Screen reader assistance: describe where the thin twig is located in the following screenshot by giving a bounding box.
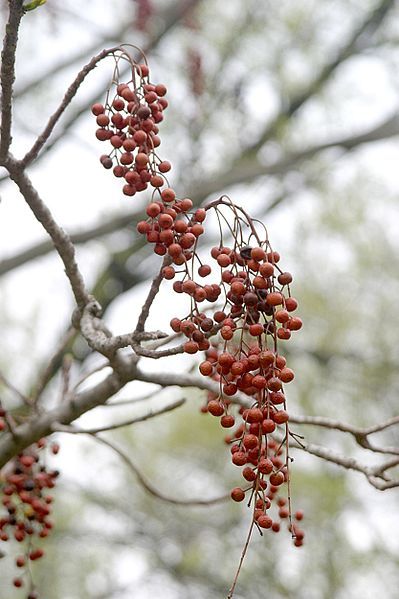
[87,434,229,507]
[0,370,31,406]
[227,519,256,599]
[135,256,170,334]
[53,397,185,434]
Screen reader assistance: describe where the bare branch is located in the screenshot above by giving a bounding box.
[79,298,170,356]
[87,434,229,507]
[103,389,161,407]
[293,439,399,490]
[134,367,252,408]
[0,0,24,160]
[0,355,134,469]
[290,414,399,456]
[130,341,185,360]
[0,210,144,277]
[53,397,185,434]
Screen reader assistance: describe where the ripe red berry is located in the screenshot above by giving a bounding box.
[243,434,259,450]
[155,83,167,96]
[277,328,291,340]
[259,262,274,277]
[161,188,176,203]
[217,254,231,267]
[279,368,295,382]
[231,487,245,502]
[199,361,213,376]
[269,471,285,486]
[183,341,199,354]
[242,467,256,481]
[220,415,235,428]
[232,452,247,466]
[258,458,273,474]
[150,175,164,188]
[273,410,289,424]
[158,160,171,173]
[251,247,266,262]
[278,272,293,285]
[146,203,161,218]
[249,323,263,337]
[266,292,284,306]
[246,408,263,423]
[285,297,298,312]
[258,515,273,529]
[91,103,104,116]
[288,317,303,331]
[207,400,224,417]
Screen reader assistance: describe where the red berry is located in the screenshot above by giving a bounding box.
[269,471,285,486]
[231,487,245,502]
[285,297,298,312]
[220,415,235,428]
[91,103,105,116]
[199,361,213,376]
[159,160,171,173]
[155,83,167,96]
[257,515,273,529]
[207,401,224,417]
[266,292,284,306]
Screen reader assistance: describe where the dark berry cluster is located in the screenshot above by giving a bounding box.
[0,409,59,595]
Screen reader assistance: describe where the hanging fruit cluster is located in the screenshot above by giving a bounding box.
[165,202,305,544]
[92,50,170,199]
[0,408,59,596]
[92,48,304,551]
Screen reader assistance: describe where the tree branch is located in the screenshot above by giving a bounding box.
[135,256,170,333]
[290,414,399,456]
[0,355,134,468]
[53,397,185,434]
[293,439,399,490]
[0,0,24,160]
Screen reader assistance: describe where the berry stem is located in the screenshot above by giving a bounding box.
[227,518,256,598]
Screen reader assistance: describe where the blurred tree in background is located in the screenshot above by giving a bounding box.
[1,1,399,598]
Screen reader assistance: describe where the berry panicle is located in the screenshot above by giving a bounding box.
[0,407,59,595]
